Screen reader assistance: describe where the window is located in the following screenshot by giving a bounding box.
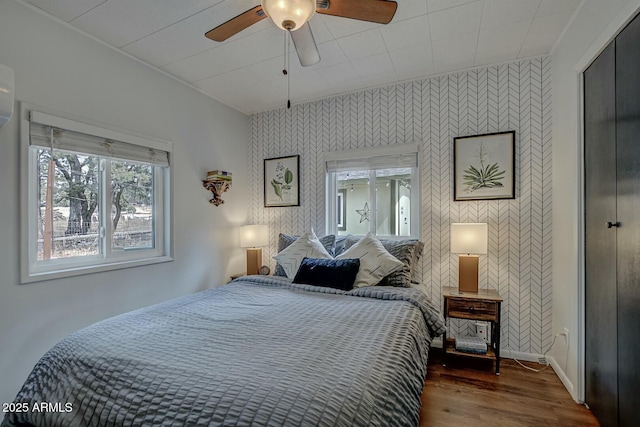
[325,144,420,238]
[21,106,172,283]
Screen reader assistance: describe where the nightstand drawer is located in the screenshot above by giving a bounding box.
[447,299,498,320]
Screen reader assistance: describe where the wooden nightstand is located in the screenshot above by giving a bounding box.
[229,273,245,282]
[442,286,503,375]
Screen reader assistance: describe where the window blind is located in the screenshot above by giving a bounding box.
[29,112,170,167]
[326,152,417,172]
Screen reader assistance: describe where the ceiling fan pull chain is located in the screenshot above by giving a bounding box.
[286,31,291,109]
[283,31,287,76]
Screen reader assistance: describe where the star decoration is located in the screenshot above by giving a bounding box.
[356,202,370,223]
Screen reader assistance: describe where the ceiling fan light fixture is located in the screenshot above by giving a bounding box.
[261,0,316,31]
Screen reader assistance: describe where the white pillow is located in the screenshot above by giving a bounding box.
[336,232,403,288]
[273,230,333,278]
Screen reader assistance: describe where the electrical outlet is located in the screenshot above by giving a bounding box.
[475,322,490,343]
[563,327,570,345]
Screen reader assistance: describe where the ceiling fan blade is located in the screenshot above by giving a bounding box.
[205,5,267,42]
[290,23,320,67]
[316,0,397,24]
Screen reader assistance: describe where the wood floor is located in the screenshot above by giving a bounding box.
[420,350,600,427]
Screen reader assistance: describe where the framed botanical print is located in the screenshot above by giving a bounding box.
[454,131,515,201]
[264,155,300,207]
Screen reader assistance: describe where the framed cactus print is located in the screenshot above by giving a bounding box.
[454,131,515,201]
[264,155,300,207]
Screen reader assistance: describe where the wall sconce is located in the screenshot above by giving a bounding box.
[240,225,269,275]
[202,170,232,206]
[451,223,488,293]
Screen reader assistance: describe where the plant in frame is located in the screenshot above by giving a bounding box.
[462,142,506,192]
[270,161,293,200]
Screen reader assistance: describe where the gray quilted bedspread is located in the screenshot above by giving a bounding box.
[2,276,445,427]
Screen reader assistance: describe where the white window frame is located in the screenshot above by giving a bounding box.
[324,143,421,239]
[20,103,173,283]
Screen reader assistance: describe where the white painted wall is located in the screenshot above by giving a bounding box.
[551,0,640,402]
[0,0,248,404]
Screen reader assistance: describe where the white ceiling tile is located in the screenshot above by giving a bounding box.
[393,0,428,22]
[351,53,396,78]
[429,2,482,41]
[391,47,435,80]
[477,20,529,53]
[431,32,477,73]
[517,43,549,58]
[228,82,289,112]
[161,47,227,83]
[291,71,329,97]
[71,0,219,48]
[326,78,366,97]
[427,0,478,14]
[123,3,271,67]
[537,0,582,18]
[316,41,349,68]
[316,61,360,86]
[322,15,382,39]
[474,45,519,66]
[194,56,284,96]
[163,28,283,82]
[395,66,433,81]
[522,10,574,51]
[26,0,106,22]
[480,0,540,29]
[359,73,398,89]
[24,0,580,113]
[291,83,333,105]
[382,15,431,51]
[389,44,434,74]
[245,57,291,88]
[194,70,258,100]
[338,29,387,61]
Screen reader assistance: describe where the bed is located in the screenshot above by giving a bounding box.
[2,274,444,427]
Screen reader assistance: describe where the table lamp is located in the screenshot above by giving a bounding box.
[240,225,269,275]
[451,223,488,293]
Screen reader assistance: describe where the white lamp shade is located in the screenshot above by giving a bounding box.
[261,0,316,31]
[240,225,269,248]
[451,223,488,254]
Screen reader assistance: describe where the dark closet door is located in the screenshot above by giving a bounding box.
[584,41,618,427]
[615,14,640,427]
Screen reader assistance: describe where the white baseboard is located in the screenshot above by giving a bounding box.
[548,355,577,403]
[503,350,577,403]
[501,348,541,363]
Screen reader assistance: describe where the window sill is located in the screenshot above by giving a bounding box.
[21,255,174,284]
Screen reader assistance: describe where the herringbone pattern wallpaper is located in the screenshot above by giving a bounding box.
[249,57,552,354]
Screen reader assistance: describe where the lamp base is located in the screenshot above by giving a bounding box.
[246,248,262,276]
[459,255,479,293]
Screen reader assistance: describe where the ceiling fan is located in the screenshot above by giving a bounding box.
[205,0,398,67]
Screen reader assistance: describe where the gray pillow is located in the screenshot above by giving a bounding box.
[274,233,336,277]
[333,235,350,257]
[343,236,424,287]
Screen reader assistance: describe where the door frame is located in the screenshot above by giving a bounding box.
[576,3,640,403]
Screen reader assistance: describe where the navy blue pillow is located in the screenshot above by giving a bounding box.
[292,257,360,291]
